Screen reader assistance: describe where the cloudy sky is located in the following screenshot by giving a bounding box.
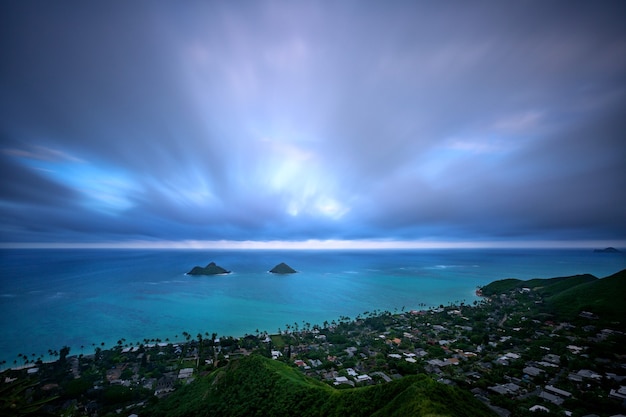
[1,1,625,248]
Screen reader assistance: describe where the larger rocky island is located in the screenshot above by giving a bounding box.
[187,261,231,276]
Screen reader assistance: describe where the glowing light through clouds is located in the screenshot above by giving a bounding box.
[0,2,625,248]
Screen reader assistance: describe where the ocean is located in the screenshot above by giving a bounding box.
[1,248,624,366]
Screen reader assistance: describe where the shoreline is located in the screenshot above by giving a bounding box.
[1,303,444,372]
[2,249,624,370]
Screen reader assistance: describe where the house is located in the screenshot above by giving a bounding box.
[356,374,372,382]
[545,385,572,398]
[427,359,448,367]
[576,369,602,380]
[371,371,392,382]
[309,359,322,368]
[523,366,544,377]
[542,354,561,365]
[538,391,563,405]
[334,376,354,387]
[566,345,585,354]
[178,368,193,379]
[489,383,520,395]
[609,386,626,401]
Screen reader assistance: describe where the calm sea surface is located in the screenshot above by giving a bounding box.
[1,248,624,365]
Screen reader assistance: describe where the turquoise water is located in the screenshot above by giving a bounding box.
[1,248,624,366]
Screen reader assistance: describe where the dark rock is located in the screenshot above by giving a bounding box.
[269,262,297,274]
[188,261,231,275]
[593,247,622,253]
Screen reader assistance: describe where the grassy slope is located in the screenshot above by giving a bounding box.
[526,274,597,297]
[482,269,626,327]
[549,269,626,322]
[149,355,494,417]
[480,278,523,295]
[481,274,597,297]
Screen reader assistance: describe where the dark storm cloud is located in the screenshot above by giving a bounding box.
[1,1,625,246]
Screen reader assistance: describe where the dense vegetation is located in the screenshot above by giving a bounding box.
[481,269,626,328]
[148,354,494,417]
[549,269,626,322]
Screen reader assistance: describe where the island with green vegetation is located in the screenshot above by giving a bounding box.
[187,261,231,276]
[2,269,625,416]
[270,262,297,274]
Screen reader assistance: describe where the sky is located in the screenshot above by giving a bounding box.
[1,1,625,249]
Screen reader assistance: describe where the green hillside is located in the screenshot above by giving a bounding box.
[481,274,597,297]
[482,269,626,328]
[148,354,494,417]
[549,269,626,322]
[479,278,522,295]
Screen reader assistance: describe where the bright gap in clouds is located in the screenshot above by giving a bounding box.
[3,239,624,250]
[252,137,349,220]
[9,145,138,214]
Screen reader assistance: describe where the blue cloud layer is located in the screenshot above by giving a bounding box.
[1,2,625,245]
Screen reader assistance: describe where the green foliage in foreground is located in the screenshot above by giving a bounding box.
[0,378,58,416]
[148,355,494,417]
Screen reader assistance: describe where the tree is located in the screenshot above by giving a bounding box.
[59,346,70,363]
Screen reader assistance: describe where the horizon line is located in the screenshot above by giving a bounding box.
[0,239,624,250]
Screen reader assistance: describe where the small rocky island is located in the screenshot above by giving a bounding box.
[187,262,231,276]
[269,262,297,274]
[594,247,622,253]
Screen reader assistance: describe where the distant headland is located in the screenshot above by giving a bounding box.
[594,247,622,253]
[187,262,231,275]
[269,262,297,274]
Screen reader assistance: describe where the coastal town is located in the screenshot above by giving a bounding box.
[2,272,625,416]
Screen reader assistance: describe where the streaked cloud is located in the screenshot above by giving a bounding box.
[1,1,624,246]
